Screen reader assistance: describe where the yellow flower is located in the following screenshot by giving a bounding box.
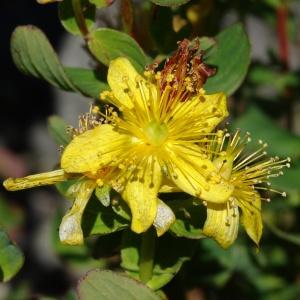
[3,54,232,240]
[202,130,290,248]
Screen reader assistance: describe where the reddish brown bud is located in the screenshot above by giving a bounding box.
[157,39,216,100]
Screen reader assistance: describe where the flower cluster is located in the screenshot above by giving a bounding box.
[3,40,289,248]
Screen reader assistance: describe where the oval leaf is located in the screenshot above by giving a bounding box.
[11,25,76,90]
[88,28,148,72]
[47,115,71,146]
[204,23,251,96]
[77,269,160,300]
[11,26,107,98]
[64,67,109,98]
[0,230,24,282]
[59,0,96,35]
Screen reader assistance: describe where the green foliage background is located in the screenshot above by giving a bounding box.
[1,0,300,299]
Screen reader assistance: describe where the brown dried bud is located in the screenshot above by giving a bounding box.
[158,39,216,100]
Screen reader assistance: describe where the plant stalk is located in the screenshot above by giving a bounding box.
[72,0,89,41]
[139,228,156,284]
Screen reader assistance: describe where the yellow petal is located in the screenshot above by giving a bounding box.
[167,144,234,203]
[121,156,162,233]
[167,92,228,137]
[61,124,130,174]
[153,199,175,237]
[159,176,181,193]
[195,92,228,133]
[238,191,263,246]
[203,203,239,249]
[3,169,67,191]
[59,180,96,245]
[107,57,157,111]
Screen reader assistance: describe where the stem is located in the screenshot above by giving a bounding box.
[139,228,156,284]
[72,0,90,40]
[277,4,289,70]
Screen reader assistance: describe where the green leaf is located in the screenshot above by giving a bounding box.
[0,229,24,282]
[168,197,206,239]
[89,0,114,8]
[121,231,196,290]
[58,0,96,35]
[150,0,191,7]
[11,26,107,99]
[11,25,76,91]
[82,196,129,237]
[47,115,71,146]
[77,269,160,300]
[88,28,148,72]
[233,106,300,159]
[64,67,109,98]
[204,23,251,96]
[249,66,299,94]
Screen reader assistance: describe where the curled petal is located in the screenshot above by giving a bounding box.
[59,180,96,245]
[121,156,162,233]
[239,191,263,247]
[61,124,130,175]
[153,199,176,237]
[203,203,239,249]
[3,169,67,191]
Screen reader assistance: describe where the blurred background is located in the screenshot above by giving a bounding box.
[1,0,300,299]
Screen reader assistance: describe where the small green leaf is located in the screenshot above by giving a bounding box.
[82,196,129,237]
[168,197,206,239]
[11,26,107,99]
[150,0,191,7]
[204,23,251,96]
[95,184,111,207]
[47,115,71,146]
[11,25,76,91]
[121,231,196,290]
[59,0,96,35]
[77,269,160,300]
[64,67,109,98]
[0,229,24,282]
[88,28,148,72]
[233,106,300,159]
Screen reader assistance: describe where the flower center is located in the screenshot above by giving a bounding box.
[143,121,169,146]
